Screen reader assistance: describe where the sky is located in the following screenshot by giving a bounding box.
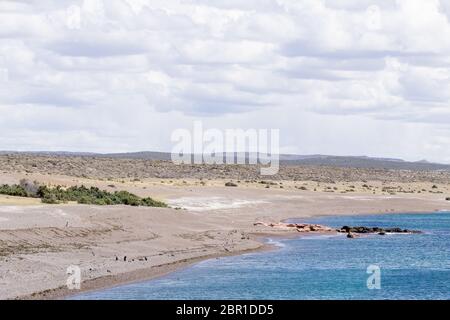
[1,0,450,163]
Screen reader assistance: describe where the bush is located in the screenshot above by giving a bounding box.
[0,184,28,197]
[225,182,238,187]
[141,197,168,207]
[1,183,167,207]
[446,197,450,201]
[41,194,61,204]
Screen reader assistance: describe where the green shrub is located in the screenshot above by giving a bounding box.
[141,197,168,207]
[1,183,167,207]
[41,194,61,204]
[0,184,28,197]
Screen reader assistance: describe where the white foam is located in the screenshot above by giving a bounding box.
[301,234,341,240]
[340,196,375,201]
[167,196,268,212]
[265,238,286,248]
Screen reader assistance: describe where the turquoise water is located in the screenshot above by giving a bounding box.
[71,212,450,300]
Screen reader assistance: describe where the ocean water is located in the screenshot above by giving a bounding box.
[71,212,450,300]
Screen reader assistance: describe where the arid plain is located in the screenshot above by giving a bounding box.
[0,154,449,299]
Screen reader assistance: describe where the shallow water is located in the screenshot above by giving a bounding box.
[71,212,450,300]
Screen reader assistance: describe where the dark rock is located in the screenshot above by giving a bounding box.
[339,225,421,234]
[225,182,238,187]
[286,223,296,227]
[385,227,403,233]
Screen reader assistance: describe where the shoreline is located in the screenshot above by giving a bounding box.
[27,209,449,300]
[1,172,449,300]
[25,233,277,300]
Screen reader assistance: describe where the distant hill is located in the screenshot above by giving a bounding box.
[101,151,172,161]
[1,151,449,171]
[279,155,450,171]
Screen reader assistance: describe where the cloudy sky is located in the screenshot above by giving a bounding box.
[1,0,450,163]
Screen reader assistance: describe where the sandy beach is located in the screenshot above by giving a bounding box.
[3,0,450,303]
[1,167,449,300]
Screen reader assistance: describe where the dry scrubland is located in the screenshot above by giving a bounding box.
[0,154,449,299]
[2,154,450,183]
[1,154,450,196]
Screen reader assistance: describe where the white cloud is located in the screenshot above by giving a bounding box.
[0,0,449,163]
